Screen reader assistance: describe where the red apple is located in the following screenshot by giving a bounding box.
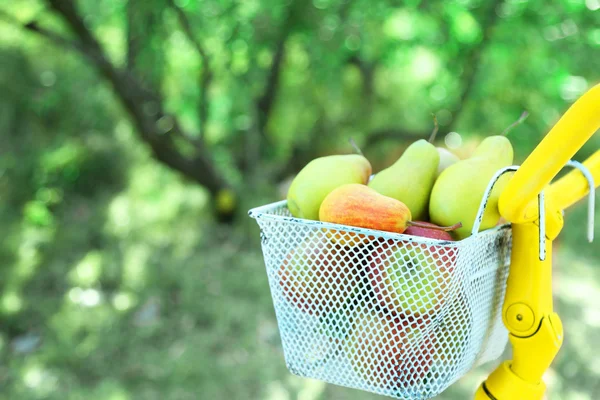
[278,233,364,317]
[404,221,455,241]
[368,224,458,317]
[345,309,436,390]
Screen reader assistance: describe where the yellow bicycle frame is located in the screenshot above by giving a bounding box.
[475,84,600,399]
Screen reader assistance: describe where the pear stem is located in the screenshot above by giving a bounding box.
[428,113,439,143]
[502,111,529,137]
[349,137,364,156]
[407,221,463,232]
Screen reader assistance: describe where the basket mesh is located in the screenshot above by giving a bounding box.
[251,202,511,400]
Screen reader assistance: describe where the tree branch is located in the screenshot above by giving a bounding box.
[125,1,165,92]
[166,0,209,62]
[239,1,299,177]
[45,0,103,55]
[31,0,229,195]
[446,1,503,132]
[126,1,138,69]
[272,115,327,181]
[339,0,354,21]
[166,0,212,138]
[348,55,374,99]
[0,10,82,54]
[256,3,297,136]
[256,40,287,136]
[359,2,503,150]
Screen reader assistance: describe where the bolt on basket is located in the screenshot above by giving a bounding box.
[248,174,513,400]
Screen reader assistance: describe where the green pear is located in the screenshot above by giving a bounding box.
[429,136,514,239]
[368,139,439,221]
[436,147,460,177]
[287,154,372,220]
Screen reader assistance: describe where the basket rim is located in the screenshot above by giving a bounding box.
[248,200,511,247]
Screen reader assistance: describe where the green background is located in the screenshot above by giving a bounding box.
[1,0,600,399]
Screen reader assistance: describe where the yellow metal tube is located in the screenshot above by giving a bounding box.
[476,222,564,400]
[502,222,553,337]
[476,83,600,400]
[499,83,600,223]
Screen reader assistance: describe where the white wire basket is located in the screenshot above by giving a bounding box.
[249,181,512,399]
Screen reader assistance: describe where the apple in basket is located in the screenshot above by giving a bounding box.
[345,309,436,390]
[368,222,459,317]
[434,293,472,364]
[278,232,366,317]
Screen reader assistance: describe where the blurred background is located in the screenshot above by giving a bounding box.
[1,0,600,399]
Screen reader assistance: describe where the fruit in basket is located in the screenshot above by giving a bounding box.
[429,135,514,239]
[368,139,439,221]
[317,295,363,345]
[404,221,457,241]
[436,147,460,177]
[368,229,457,317]
[278,233,364,316]
[320,184,411,241]
[435,294,472,363]
[287,154,372,221]
[319,184,459,242]
[318,308,353,343]
[345,309,435,389]
[404,222,459,271]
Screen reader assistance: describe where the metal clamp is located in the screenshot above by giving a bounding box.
[471,166,520,236]
[565,160,595,243]
[538,190,546,261]
[472,160,597,261]
[471,166,547,261]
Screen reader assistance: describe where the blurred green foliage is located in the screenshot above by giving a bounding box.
[1,0,600,399]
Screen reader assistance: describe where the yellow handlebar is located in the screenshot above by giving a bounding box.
[477,83,600,400]
[499,83,600,223]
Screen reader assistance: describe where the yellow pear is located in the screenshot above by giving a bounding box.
[436,147,460,177]
[368,139,439,221]
[429,136,514,239]
[287,154,372,220]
